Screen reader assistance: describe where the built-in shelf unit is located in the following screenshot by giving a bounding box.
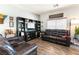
[16,17,41,42]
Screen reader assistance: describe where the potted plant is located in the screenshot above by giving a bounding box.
[75,27,79,40]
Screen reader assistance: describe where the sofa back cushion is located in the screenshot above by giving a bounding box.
[45,29,51,35]
[57,30,70,36]
[45,29,70,36]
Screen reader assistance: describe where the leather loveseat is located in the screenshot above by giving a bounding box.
[42,29,71,47]
[0,36,37,55]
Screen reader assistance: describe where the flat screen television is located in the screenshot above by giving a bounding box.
[27,22,35,29]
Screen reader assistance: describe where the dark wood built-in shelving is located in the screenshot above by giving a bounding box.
[16,17,41,42]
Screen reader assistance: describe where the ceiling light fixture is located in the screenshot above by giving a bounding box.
[53,4,59,7]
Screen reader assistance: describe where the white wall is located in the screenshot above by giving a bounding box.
[40,5,79,31]
[0,5,39,36]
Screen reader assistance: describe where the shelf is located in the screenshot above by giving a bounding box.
[17,17,41,40]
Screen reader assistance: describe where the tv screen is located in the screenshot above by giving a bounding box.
[27,22,35,29]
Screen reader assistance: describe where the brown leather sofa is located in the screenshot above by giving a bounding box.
[42,29,71,46]
[0,36,37,55]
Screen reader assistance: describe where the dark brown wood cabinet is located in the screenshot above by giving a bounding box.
[16,17,41,42]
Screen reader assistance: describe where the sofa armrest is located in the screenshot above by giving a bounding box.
[16,43,37,55]
[23,45,37,55]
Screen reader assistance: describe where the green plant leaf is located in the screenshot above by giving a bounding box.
[75,27,79,35]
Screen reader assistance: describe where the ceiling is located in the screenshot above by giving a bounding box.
[12,4,72,15]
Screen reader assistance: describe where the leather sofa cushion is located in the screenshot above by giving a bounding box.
[15,43,37,55]
[49,36,57,39]
[45,30,50,35]
[43,35,65,40]
[58,30,70,36]
[42,35,50,38]
[45,29,57,35]
[56,36,66,40]
[45,29,70,36]
[49,36,66,40]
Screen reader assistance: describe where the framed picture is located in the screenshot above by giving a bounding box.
[0,17,3,24]
[0,14,7,24]
[9,16,14,27]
